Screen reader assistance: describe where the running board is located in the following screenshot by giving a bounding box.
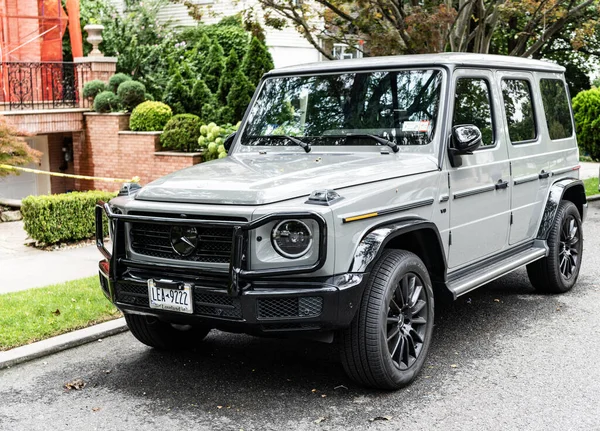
[447,246,547,298]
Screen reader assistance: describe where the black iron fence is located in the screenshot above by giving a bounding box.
[0,61,92,111]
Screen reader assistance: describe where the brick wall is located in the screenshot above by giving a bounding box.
[3,110,85,134]
[47,133,75,194]
[77,113,203,191]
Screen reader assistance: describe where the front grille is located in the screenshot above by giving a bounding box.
[116,280,242,319]
[129,222,234,264]
[257,297,323,320]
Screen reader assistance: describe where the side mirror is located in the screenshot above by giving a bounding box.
[224,132,236,152]
[448,125,482,167]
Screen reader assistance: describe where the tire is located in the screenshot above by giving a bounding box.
[527,200,583,293]
[125,313,211,350]
[340,250,435,390]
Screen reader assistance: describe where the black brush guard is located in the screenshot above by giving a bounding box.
[95,201,328,297]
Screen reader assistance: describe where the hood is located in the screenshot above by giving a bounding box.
[135,152,438,205]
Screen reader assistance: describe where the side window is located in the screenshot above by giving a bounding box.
[540,79,573,140]
[501,79,536,143]
[453,78,494,147]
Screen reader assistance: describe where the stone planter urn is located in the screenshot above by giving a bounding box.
[84,24,105,57]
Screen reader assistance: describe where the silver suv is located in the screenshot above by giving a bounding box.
[96,53,587,390]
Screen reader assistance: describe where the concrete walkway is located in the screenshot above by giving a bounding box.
[0,221,99,294]
[580,162,598,180]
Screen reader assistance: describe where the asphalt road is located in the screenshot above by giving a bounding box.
[2,203,600,431]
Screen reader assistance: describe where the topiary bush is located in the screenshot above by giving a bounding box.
[108,72,132,93]
[572,88,600,161]
[21,191,118,244]
[130,101,173,131]
[93,91,121,113]
[117,80,146,111]
[161,114,202,152]
[83,80,107,100]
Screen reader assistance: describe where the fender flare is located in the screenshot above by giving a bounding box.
[536,178,586,240]
[349,219,447,274]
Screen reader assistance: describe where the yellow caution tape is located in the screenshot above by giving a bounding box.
[0,164,140,184]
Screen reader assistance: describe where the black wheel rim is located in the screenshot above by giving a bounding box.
[386,272,428,370]
[559,215,580,279]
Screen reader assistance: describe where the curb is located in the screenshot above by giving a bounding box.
[587,194,600,202]
[0,318,128,370]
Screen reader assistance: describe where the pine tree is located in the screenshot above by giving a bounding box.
[190,79,217,121]
[187,32,212,72]
[217,49,240,106]
[241,37,274,87]
[226,70,255,122]
[201,42,225,94]
[162,70,193,115]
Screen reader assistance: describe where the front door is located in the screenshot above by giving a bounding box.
[447,70,511,269]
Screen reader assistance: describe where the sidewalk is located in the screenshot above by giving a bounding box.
[580,162,598,180]
[0,221,99,294]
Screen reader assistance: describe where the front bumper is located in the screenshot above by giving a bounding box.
[95,201,364,334]
[98,260,365,333]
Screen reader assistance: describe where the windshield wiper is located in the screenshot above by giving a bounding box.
[269,135,311,153]
[346,134,399,153]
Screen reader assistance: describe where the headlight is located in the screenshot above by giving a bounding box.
[271,219,313,259]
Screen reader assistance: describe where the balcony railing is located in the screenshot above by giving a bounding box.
[0,61,92,111]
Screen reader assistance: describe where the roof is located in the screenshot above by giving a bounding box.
[266,53,565,76]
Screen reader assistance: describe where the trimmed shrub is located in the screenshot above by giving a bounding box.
[21,191,117,244]
[161,114,202,152]
[572,88,600,161]
[83,80,107,99]
[117,80,146,111]
[108,72,132,93]
[93,91,121,113]
[130,101,173,131]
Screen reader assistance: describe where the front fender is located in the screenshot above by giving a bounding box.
[349,219,445,273]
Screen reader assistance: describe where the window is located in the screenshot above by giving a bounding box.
[502,79,536,143]
[332,44,363,60]
[453,78,494,147]
[540,79,573,140]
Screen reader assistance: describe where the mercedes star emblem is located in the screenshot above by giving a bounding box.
[170,226,199,256]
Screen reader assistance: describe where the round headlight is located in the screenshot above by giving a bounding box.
[271,219,313,259]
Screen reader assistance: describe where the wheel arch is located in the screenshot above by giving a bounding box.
[537,178,587,240]
[349,219,450,299]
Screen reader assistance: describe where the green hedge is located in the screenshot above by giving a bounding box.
[21,191,117,244]
[130,101,172,131]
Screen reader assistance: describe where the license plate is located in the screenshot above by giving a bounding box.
[148,279,193,314]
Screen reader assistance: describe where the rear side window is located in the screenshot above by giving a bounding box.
[540,79,573,140]
[453,78,494,147]
[501,79,536,143]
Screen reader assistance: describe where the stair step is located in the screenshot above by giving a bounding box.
[448,246,547,298]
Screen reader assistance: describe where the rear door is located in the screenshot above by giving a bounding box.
[447,69,511,269]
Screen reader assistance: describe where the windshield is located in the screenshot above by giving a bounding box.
[240,69,443,148]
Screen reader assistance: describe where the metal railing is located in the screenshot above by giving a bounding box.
[0,61,92,111]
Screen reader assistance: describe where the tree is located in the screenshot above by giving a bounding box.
[242,37,274,87]
[190,79,218,121]
[201,42,226,94]
[226,70,256,122]
[572,88,600,160]
[0,119,40,177]
[258,0,600,60]
[217,49,240,105]
[162,70,193,115]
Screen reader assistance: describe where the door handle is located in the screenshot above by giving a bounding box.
[495,179,509,190]
[539,170,550,179]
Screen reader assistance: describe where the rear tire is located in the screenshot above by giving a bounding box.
[340,250,434,390]
[125,313,211,350]
[527,200,583,293]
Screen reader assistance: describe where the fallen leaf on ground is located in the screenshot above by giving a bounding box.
[311,388,317,393]
[450,364,458,368]
[494,299,501,302]
[217,406,223,409]
[92,407,101,412]
[370,416,392,422]
[52,309,60,316]
[314,417,326,424]
[64,378,86,391]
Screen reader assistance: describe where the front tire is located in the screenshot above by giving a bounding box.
[341,250,435,390]
[527,200,583,293]
[125,313,211,350]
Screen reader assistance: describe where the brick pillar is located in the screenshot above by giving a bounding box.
[74,56,118,108]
